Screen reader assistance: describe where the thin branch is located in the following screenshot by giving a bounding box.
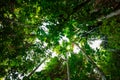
[27,57,48,78]
[74,43,106,80]
[87,9,120,34]
[77,9,120,37]
[97,9,120,21]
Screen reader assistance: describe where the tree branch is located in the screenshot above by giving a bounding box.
[80,9,120,36]
[74,43,106,80]
[27,57,47,78]
[97,9,120,21]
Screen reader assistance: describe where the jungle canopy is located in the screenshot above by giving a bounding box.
[0,0,120,80]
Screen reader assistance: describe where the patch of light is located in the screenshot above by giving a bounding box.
[26,50,34,61]
[45,49,52,56]
[34,38,48,48]
[86,24,89,26]
[60,54,66,60]
[36,49,58,72]
[42,41,48,48]
[36,62,46,72]
[62,36,69,42]
[59,39,63,45]
[93,67,99,74]
[45,49,58,58]
[67,52,71,57]
[59,35,69,45]
[66,45,70,50]
[40,22,49,34]
[34,38,41,44]
[88,39,102,50]
[18,74,24,80]
[36,58,50,72]
[0,23,3,29]
[73,44,80,54]
[56,21,59,24]
[36,52,58,72]
[60,52,71,60]
[52,52,58,57]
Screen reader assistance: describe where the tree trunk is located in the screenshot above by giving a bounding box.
[74,43,106,80]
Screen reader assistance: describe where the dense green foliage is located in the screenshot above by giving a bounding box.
[0,0,120,80]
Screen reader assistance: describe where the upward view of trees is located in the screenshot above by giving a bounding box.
[0,0,120,80]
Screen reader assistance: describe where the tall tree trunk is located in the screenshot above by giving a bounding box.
[66,52,70,80]
[74,43,106,80]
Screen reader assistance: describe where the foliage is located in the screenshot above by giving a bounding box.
[100,17,120,50]
[0,0,120,80]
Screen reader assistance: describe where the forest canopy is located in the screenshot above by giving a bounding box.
[0,0,120,80]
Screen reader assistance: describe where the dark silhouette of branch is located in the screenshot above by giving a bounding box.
[27,57,48,78]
